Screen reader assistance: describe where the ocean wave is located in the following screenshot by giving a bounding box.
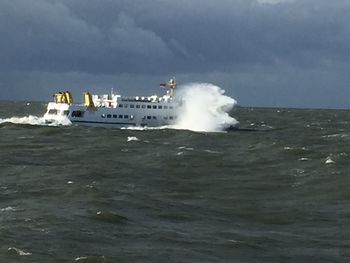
[0,115,71,127]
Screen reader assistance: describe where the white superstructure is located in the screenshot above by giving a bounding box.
[44,79,180,128]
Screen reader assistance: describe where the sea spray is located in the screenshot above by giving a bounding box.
[0,115,71,126]
[173,83,238,132]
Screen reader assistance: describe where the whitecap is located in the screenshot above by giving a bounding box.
[325,156,335,164]
[75,256,106,262]
[323,133,348,138]
[8,247,32,256]
[75,257,88,261]
[127,136,139,142]
[0,206,16,212]
[177,146,194,151]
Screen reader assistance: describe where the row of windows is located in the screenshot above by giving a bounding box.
[101,114,134,119]
[70,110,176,121]
[119,104,173,110]
[143,116,176,120]
[100,114,176,120]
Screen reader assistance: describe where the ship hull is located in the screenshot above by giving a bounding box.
[44,102,178,128]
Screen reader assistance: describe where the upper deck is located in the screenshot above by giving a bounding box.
[91,93,177,109]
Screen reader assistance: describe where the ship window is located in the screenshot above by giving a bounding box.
[169,106,173,109]
[119,104,123,108]
[136,105,140,108]
[153,116,157,119]
[158,106,162,109]
[147,116,151,119]
[124,115,128,119]
[113,114,117,118]
[142,105,146,109]
[147,105,151,109]
[118,115,123,118]
[107,114,112,118]
[124,104,128,108]
[153,105,157,109]
[63,110,70,116]
[169,116,173,120]
[130,115,134,120]
[101,114,106,118]
[164,106,168,109]
[130,104,134,108]
[72,110,85,118]
[48,109,58,115]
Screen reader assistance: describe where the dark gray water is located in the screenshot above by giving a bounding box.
[1,101,350,262]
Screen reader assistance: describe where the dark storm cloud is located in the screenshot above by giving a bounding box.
[3,0,350,73]
[1,0,350,107]
[0,0,172,73]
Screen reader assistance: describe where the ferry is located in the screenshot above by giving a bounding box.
[44,79,180,128]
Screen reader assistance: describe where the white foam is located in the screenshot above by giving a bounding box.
[8,247,32,256]
[127,136,140,142]
[123,125,169,131]
[173,83,238,132]
[75,257,88,261]
[177,146,194,151]
[0,115,71,127]
[323,133,348,138]
[0,206,16,212]
[325,156,335,164]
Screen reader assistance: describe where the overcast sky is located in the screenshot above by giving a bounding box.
[1,0,350,108]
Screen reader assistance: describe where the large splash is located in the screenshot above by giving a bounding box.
[172,83,238,132]
[0,115,71,126]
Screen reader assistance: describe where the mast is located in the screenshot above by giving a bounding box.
[160,78,176,97]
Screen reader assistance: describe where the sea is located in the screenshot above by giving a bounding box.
[0,98,350,262]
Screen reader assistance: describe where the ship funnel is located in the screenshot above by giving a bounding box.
[84,92,95,108]
[54,91,73,104]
